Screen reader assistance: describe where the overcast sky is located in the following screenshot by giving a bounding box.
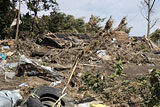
[21,0,160,36]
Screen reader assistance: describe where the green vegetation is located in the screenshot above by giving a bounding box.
[48,12,86,33]
[83,71,104,92]
[0,0,15,39]
[0,0,106,39]
[81,69,160,106]
[113,59,124,75]
[151,29,160,42]
[0,0,133,40]
[148,69,160,106]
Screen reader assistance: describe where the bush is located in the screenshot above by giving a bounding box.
[151,29,160,42]
[83,71,104,92]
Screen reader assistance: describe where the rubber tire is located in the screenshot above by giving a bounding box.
[22,85,75,107]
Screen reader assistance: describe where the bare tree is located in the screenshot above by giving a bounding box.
[140,0,159,50]
[140,0,157,38]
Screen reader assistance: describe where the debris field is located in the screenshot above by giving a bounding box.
[0,32,160,107]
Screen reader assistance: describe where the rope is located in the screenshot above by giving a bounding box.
[52,93,67,107]
[20,89,39,106]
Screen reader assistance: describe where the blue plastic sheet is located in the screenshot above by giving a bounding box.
[0,54,6,60]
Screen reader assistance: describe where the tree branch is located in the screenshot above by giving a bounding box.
[150,0,156,11]
[150,19,158,29]
[144,0,149,6]
[139,6,148,21]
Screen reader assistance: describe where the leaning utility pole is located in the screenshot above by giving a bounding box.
[15,0,21,41]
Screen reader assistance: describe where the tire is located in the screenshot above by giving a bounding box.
[21,86,75,107]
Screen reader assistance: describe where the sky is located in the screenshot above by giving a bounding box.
[21,0,160,36]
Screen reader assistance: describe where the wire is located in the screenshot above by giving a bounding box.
[128,13,140,23]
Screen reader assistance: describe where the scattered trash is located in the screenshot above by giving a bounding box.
[21,86,75,107]
[5,62,19,68]
[77,102,91,107]
[10,18,22,27]
[50,80,62,87]
[1,46,10,50]
[77,73,83,77]
[31,51,45,57]
[38,36,63,49]
[19,83,28,87]
[6,51,15,57]
[46,32,53,36]
[78,101,105,107]
[112,38,116,43]
[148,69,154,74]
[0,90,22,107]
[17,55,62,80]
[90,103,109,107]
[0,54,6,60]
[152,51,160,55]
[148,64,155,67]
[97,50,106,58]
[26,70,39,76]
[96,50,112,60]
[5,71,15,79]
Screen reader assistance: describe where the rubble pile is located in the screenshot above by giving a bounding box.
[0,32,160,106]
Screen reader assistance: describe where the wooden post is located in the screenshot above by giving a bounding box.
[15,0,21,41]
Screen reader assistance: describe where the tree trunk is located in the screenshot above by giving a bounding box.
[143,0,159,51]
[147,0,151,39]
[15,0,21,41]
[146,0,153,49]
[31,0,39,33]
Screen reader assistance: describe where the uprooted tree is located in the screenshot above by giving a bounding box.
[104,16,132,35]
[104,16,114,32]
[140,0,159,50]
[87,14,105,33]
[116,16,132,34]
